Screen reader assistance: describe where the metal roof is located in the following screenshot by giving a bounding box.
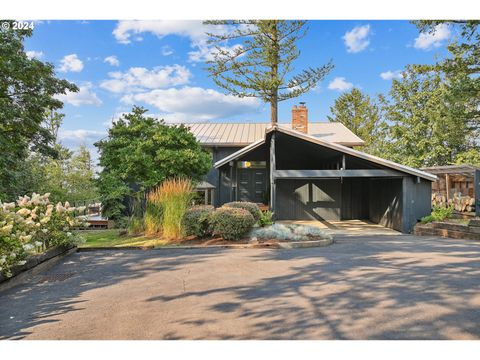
[214,125,437,182]
[183,122,364,147]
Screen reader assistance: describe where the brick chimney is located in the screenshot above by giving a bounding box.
[292,102,308,133]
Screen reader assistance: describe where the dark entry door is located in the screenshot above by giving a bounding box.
[238,168,266,203]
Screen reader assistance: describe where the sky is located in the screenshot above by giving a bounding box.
[23,20,453,162]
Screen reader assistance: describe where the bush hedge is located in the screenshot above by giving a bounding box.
[183,205,214,238]
[223,201,262,223]
[209,207,255,240]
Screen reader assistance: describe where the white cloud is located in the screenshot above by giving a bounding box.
[58,129,106,141]
[112,20,237,62]
[414,24,451,50]
[328,77,354,91]
[55,83,102,106]
[380,70,403,80]
[104,55,120,66]
[343,25,371,53]
[121,86,260,121]
[26,50,43,59]
[100,65,191,93]
[161,45,174,56]
[59,54,84,72]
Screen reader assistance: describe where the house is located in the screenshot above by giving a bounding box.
[185,104,437,233]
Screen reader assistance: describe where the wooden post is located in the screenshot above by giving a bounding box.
[445,173,450,203]
[229,162,234,202]
[475,169,480,217]
[270,132,276,214]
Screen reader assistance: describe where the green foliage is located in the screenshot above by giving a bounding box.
[209,207,255,240]
[152,178,194,239]
[183,205,215,238]
[0,23,78,199]
[18,144,99,204]
[455,149,480,167]
[127,217,144,235]
[204,20,333,124]
[377,66,477,167]
[258,210,274,227]
[144,202,163,235]
[421,205,454,224]
[95,106,211,220]
[223,201,262,222]
[327,88,382,152]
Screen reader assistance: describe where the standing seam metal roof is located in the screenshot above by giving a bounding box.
[181,122,364,146]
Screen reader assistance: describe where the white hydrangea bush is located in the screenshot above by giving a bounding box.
[0,193,88,277]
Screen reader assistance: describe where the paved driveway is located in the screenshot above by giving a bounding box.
[1,234,480,340]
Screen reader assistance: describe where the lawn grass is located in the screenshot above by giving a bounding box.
[77,229,170,248]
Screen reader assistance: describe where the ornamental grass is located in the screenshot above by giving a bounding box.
[149,178,193,239]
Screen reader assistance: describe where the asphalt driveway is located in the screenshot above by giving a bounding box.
[1,234,480,340]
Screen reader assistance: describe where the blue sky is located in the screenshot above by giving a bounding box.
[24,20,453,160]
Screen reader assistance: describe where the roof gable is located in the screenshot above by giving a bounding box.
[214,125,437,182]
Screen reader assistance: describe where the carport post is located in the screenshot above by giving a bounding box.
[475,169,480,217]
[270,132,276,215]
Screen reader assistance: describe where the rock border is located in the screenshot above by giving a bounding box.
[0,245,77,293]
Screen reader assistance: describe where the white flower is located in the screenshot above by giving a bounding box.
[56,202,65,213]
[41,229,48,233]
[16,208,31,216]
[67,232,73,237]
[35,241,43,247]
[0,256,6,265]
[16,260,26,266]
[23,244,34,251]
[0,224,13,235]
[40,216,50,224]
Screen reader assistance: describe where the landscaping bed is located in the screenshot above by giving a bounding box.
[414,219,480,241]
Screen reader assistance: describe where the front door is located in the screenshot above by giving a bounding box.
[238,168,266,203]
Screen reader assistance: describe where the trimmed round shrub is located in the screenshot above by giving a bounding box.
[183,205,214,237]
[209,207,255,240]
[223,201,262,222]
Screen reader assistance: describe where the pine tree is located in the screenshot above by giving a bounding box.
[204,20,333,125]
[327,88,381,151]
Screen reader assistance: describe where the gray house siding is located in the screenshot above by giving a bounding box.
[275,179,342,220]
[402,177,432,233]
[368,178,403,231]
[205,146,241,207]
[341,177,370,220]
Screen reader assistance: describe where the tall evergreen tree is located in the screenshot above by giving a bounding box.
[327,88,381,151]
[204,20,333,125]
[380,66,475,168]
[0,21,77,199]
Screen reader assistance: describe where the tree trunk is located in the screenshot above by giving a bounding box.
[270,21,279,126]
[270,96,278,125]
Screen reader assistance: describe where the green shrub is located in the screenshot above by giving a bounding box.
[258,210,274,227]
[421,205,454,224]
[183,205,214,237]
[209,207,255,240]
[223,201,262,222]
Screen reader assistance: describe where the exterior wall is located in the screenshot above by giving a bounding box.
[368,178,403,231]
[341,178,369,220]
[275,179,342,220]
[402,177,432,233]
[205,146,242,207]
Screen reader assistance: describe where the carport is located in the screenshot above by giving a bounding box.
[214,126,436,233]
